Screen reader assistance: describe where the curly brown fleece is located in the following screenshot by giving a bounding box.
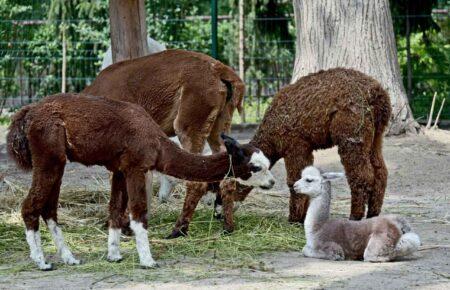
[173,68,392,235]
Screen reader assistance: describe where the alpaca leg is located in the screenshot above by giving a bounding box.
[111,171,133,236]
[303,242,345,261]
[367,143,388,218]
[220,179,237,233]
[207,108,230,154]
[158,175,174,203]
[170,117,213,238]
[213,186,223,219]
[363,233,397,262]
[22,182,52,271]
[338,145,374,220]
[145,171,153,210]
[126,170,157,268]
[167,182,208,238]
[41,163,79,265]
[22,124,67,270]
[284,145,313,223]
[107,171,129,262]
[22,165,65,270]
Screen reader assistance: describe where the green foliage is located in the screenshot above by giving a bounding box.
[0,0,449,120]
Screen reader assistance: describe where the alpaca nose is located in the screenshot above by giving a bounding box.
[260,179,275,190]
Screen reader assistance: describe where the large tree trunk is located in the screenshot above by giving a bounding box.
[292,0,419,135]
[109,0,149,63]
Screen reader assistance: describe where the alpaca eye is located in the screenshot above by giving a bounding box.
[306,178,313,183]
[250,165,262,172]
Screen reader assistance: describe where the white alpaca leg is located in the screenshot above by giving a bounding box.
[364,234,395,262]
[129,219,158,268]
[25,230,53,270]
[145,171,153,210]
[107,227,122,262]
[303,243,345,261]
[46,219,80,265]
[395,232,421,257]
[158,175,174,203]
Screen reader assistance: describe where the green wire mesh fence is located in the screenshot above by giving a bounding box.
[0,1,448,123]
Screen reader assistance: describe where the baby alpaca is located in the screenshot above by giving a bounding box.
[294,166,420,262]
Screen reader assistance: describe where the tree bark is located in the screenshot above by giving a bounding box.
[292,0,419,135]
[109,0,149,63]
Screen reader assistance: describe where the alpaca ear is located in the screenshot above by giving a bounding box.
[221,133,245,162]
[221,133,239,152]
[322,172,345,181]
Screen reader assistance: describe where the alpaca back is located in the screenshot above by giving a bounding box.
[315,218,374,260]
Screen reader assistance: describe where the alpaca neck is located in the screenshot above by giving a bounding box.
[304,182,332,238]
[155,137,241,183]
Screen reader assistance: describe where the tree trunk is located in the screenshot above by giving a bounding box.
[292,0,419,135]
[109,0,149,63]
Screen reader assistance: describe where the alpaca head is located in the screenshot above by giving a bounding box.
[293,166,344,198]
[221,133,275,189]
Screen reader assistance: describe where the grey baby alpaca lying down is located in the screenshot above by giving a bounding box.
[294,166,421,262]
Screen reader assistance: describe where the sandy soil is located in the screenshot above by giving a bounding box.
[0,126,449,289]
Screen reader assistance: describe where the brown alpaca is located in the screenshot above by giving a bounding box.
[82,49,245,235]
[83,48,243,154]
[7,93,274,270]
[171,68,392,236]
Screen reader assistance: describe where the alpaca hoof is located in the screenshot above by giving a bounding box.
[140,261,159,269]
[222,227,234,235]
[39,262,55,271]
[213,212,223,220]
[63,255,81,265]
[366,212,379,219]
[349,215,363,221]
[107,255,123,263]
[166,229,187,239]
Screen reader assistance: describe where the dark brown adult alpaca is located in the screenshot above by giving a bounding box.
[170,68,392,237]
[82,49,245,235]
[7,93,274,270]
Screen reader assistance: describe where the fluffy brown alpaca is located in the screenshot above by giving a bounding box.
[294,166,420,262]
[171,67,391,236]
[82,49,245,235]
[7,93,274,270]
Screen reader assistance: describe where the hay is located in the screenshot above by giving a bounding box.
[0,178,305,274]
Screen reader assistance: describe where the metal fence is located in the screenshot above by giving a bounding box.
[0,2,448,123]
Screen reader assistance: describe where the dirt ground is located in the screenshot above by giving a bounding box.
[0,126,449,289]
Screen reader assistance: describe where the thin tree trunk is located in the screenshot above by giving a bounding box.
[109,0,149,63]
[238,0,246,123]
[292,0,419,135]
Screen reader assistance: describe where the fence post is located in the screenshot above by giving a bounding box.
[238,0,246,123]
[406,11,412,102]
[211,0,218,59]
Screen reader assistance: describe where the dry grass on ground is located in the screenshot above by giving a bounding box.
[0,182,305,276]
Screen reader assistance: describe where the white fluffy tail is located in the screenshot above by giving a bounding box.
[395,232,421,257]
